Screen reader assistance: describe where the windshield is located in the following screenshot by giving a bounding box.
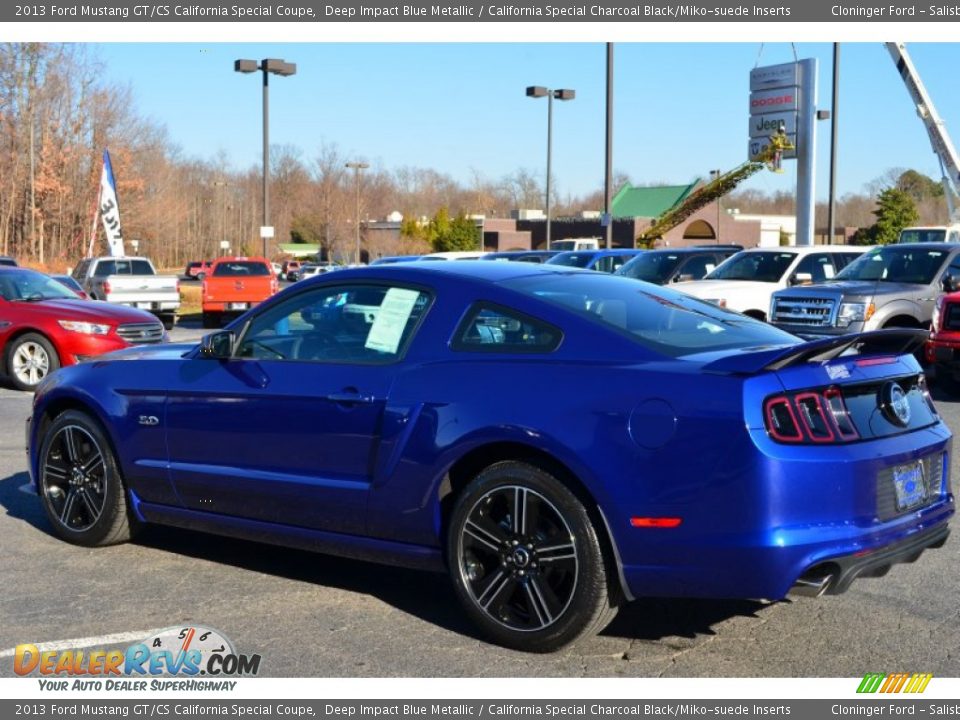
[0,270,80,302]
[899,229,946,244]
[212,261,271,277]
[546,252,596,268]
[616,252,684,283]
[835,246,948,285]
[705,251,796,283]
[501,272,797,358]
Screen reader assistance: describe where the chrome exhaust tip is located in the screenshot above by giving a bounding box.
[790,573,833,598]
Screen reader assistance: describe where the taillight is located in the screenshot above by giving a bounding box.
[102,280,111,295]
[763,386,860,444]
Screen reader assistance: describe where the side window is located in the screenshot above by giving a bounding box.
[678,255,716,281]
[93,261,115,277]
[236,284,431,364]
[834,252,859,271]
[453,304,562,353]
[949,232,960,243]
[791,253,836,284]
[942,257,960,282]
[592,256,615,273]
[72,260,90,280]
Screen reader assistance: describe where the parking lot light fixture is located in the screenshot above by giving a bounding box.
[234,58,297,258]
[526,86,575,250]
[346,162,370,265]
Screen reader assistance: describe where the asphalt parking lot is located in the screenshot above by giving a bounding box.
[1,321,958,677]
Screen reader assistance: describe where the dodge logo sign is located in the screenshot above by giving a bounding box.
[880,382,911,427]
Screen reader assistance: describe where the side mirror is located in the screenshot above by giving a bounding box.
[791,272,813,286]
[943,274,958,293]
[676,273,695,283]
[199,330,234,359]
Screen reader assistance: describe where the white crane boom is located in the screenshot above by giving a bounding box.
[886,41,960,221]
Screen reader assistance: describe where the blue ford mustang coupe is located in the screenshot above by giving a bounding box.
[27,262,954,651]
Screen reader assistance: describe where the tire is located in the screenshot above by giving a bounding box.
[446,461,619,652]
[161,315,176,331]
[37,410,140,547]
[6,333,60,392]
[201,312,219,329]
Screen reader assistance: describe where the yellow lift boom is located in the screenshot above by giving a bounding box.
[635,130,794,247]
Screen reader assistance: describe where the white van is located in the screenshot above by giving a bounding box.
[550,238,601,252]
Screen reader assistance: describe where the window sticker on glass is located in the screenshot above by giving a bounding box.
[364,288,421,354]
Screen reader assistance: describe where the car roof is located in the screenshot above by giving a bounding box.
[647,247,737,255]
[336,259,579,284]
[736,244,864,254]
[883,242,960,250]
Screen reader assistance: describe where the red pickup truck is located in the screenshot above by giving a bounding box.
[201,257,278,328]
[927,286,960,395]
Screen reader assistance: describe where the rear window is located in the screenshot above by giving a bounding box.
[547,252,596,268]
[93,259,155,276]
[213,261,271,277]
[501,273,797,358]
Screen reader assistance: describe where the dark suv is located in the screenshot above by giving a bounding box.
[615,246,741,285]
[0,256,17,267]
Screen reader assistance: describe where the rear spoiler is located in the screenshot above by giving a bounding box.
[703,328,928,375]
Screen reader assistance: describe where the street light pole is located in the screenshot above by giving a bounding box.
[234,58,297,259]
[346,162,369,265]
[526,86,575,250]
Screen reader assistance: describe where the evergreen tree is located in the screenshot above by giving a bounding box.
[871,188,919,245]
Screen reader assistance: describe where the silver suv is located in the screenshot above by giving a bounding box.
[770,243,960,338]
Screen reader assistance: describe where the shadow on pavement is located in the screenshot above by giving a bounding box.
[1,469,770,645]
[0,471,48,532]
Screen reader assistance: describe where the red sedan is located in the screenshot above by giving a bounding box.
[0,267,165,391]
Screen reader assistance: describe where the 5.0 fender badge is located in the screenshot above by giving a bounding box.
[138,415,160,426]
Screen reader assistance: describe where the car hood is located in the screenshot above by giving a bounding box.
[98,343,194,362]
[16,298,159,324]
[778,280,928,297]
[673,279,776,298]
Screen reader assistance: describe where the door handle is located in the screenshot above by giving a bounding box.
[325,391,375,405]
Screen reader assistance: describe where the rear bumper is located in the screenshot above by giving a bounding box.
[792,522,950,597]
[926,338,960,366]
[202,300,264,312]
[615,424,954,602]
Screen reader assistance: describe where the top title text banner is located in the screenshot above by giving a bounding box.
[7,0,960,22]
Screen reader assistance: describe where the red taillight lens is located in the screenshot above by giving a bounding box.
[764,397,802,442]
[823,386,859,440]
[794,392,835,443]
[102,280,111,295]
[764,387,860,444]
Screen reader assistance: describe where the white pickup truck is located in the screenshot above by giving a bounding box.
[71,256,180,328]
[673,245,866,321]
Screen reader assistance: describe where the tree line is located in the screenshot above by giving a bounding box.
[0,44,952,270]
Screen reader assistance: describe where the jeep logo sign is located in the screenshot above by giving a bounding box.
[749,112,797,138]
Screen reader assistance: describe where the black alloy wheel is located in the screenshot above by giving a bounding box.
[448,461,618,652]
[37,410,140,547]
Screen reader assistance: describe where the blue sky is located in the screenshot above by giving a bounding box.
[93,42,960,203]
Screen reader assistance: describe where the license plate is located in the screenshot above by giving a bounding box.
[228,302,249,311]
[136,302,151,309]
[893,461,926,510]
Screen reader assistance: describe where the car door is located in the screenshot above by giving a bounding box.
[165,281,432,535]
